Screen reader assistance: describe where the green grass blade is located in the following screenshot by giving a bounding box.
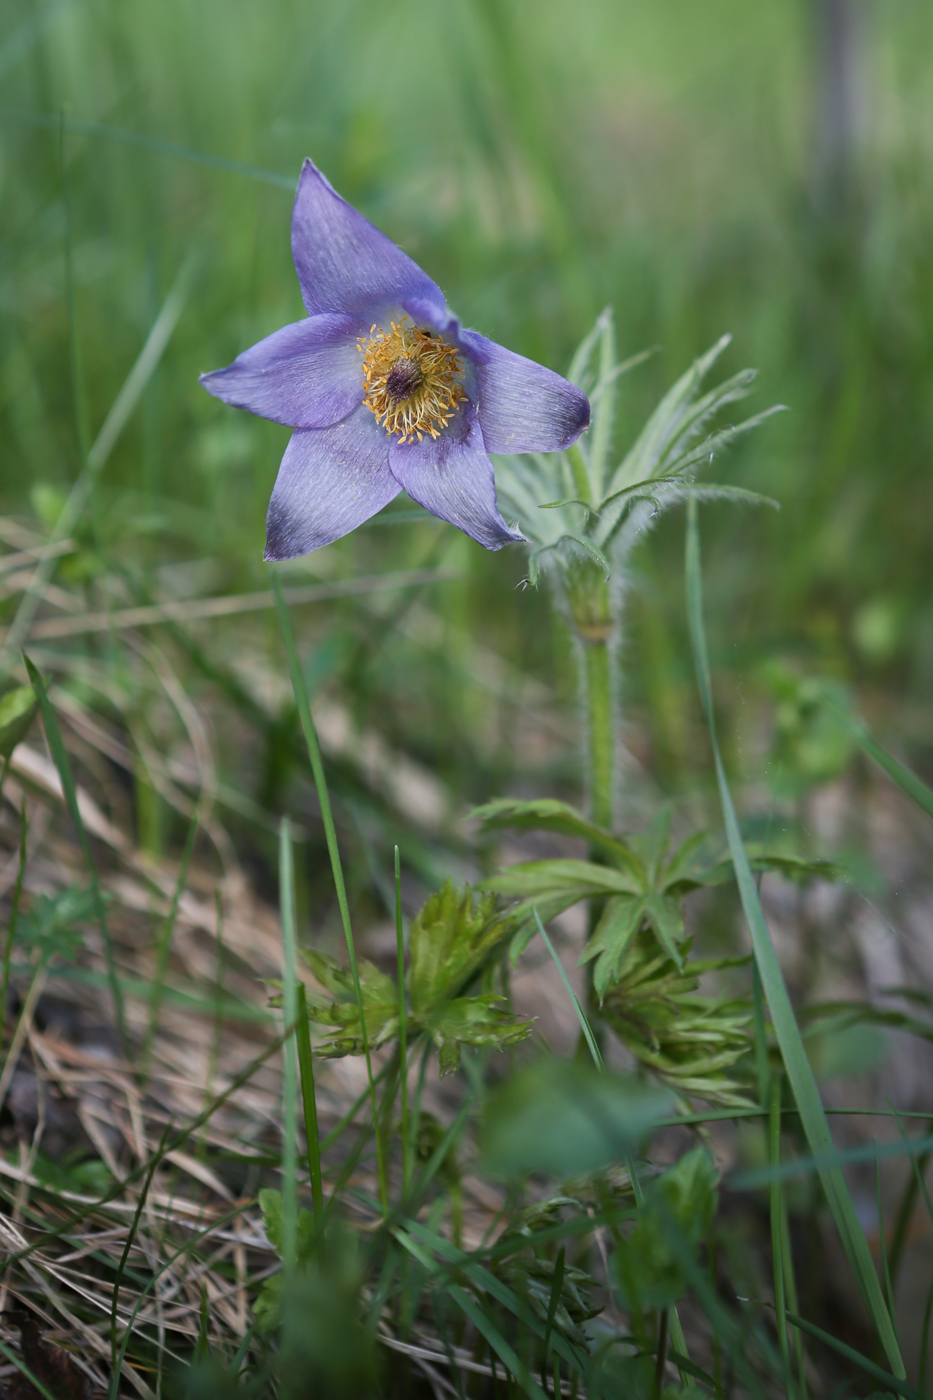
[889,1103,933,1228]
[685,499,904,1379]
[876,1151,898,1348]
[780,1192,808,1400]
[396,845,410,1200]
[400,1220,585,1376]
[786,1313,918,1400]
[144,811,198,1068]
[752,961,770,1110]
[25,655,128,1057]
[0,1342,59,1400]
[279,818,299,1272]
[296,984,324,1228]
[447,1284,549,1400]
[3,107,296,189]
[3,261,195,672]
[532,907,604,1071]
[732,1132,933,1189]
[844,713,933,821]
[769,1078,792,1392]
[919,1280,933,1400]
[109,1120,173,1397]
[272,572,386,1212]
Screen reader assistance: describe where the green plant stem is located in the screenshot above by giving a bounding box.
[876,1152,898,1350]
[583,638,613,831]
[25,656,128,1057]
[889,1133,931,1289]
[770,1077,792,1393]
[272,573,387,1215]
[296,985,324,1228]
[780,1193,808,1400]
[396,845,409,1200]
[651,1308,669,1400]
[144,811,198,1071]
[278,819,299,1273]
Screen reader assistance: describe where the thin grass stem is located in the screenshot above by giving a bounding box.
[919,1280,933,1400]
[25,656,128,1057]
[278,818,299,1273]
[532,907,602,1071]
[272,572,387,1213]
[296,984,324,1228]
[144,811,199,1070]
[396,845,410,1200]
[108,1121,173,1399]
[769,1077,792,1393]
[876,1150,898,1349]
[779,1193,807,1400]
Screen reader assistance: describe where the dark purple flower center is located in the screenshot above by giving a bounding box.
[385,357,424,403]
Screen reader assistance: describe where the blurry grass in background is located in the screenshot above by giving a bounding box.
[3,0,933,740]
[2,4,933,1392]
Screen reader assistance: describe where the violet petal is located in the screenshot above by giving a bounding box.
[264,405,400,560]
[200,314,366,429]
[292,160,446,319]
[388,408,524,551]
[459,330,590,453]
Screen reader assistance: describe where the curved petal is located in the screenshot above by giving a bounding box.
[292,160,447,319]
[264,406,400,560]
[388,407,524,551]
[200,315,366,429]
[459,330,590,453]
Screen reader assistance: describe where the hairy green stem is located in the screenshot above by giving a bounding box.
[583,638,613,830]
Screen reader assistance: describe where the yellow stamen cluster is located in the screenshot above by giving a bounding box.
[359,319,466,444]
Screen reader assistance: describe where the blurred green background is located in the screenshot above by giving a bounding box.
[3,0,932,804]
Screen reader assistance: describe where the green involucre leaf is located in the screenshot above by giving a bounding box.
[601,932,754,1108]
[407,879,511,1009]
[578,895,644,1003]
[421,994,532,1077]
[0,686,38,759]
[471,796,643,874]
[301,949,398,1055]
[641,893,685,970]
[480,858,641,900]
[303,881,532,1071]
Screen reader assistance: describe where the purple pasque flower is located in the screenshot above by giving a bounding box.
[200,159,590,560]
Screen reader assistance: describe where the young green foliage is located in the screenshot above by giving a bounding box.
[478,795,829,1008]
[303,880,533,1075]
[493,314,781,592]
[600,936,755,1108]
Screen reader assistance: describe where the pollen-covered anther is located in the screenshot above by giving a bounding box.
[359,319,467,444]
